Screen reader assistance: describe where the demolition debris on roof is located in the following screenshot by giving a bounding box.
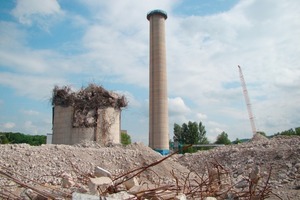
[51,84,128,109]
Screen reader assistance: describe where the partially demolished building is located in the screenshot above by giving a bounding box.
[51,84,127,145]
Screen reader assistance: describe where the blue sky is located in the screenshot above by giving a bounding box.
[0,0,299,143]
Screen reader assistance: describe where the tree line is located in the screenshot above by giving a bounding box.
[273,127,300,136]
[0,132,46,146]
[172,121,300,152]
[0,131,132,146]
[173,121,231,146]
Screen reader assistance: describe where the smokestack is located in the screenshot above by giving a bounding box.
[147,9,169,155]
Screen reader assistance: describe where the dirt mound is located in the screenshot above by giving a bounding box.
[250,133,269,142]
[176,136,300,199]
[0,136,299,199]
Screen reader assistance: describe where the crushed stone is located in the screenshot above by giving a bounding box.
[0,136,299,199]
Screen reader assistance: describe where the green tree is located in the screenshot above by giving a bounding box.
[121,132,131,145]
[280,128,296,136]
[233,138,241,144]
[295,127,300,135]
[215,131,231,145]
[173,123,183,143]
[181,123,189,143]
[0,134,9,144]
[173,121,209,145]
[198,122,209,144]
[0,132,46,145]
[186,121,199,144]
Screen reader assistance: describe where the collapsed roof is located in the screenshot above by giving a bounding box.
[52,84,128,128]
[51,84,128,109]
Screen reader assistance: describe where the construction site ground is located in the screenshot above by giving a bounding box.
[0,135,299,199]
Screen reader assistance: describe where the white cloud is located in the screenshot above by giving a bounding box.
[165,0,300,140]
[196,113,207,120]
[115,91,141,108]
[21,109,39,116]
[168,97,191,116]
[0,0,299,143]
[2,122,16,129]
[11,0,63,29]
[0,72,67,100]
[24,121,38,134]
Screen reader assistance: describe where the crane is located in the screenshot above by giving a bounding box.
[238,65,257,136]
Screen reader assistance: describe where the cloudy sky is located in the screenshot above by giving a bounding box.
[0,0,299,143]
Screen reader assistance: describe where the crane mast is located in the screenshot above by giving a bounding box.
[238,65,257,135]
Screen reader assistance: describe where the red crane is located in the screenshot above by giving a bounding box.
[238,65,257,135]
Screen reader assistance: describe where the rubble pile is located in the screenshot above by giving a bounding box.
[0,136,299,199]
[177,135,300,199]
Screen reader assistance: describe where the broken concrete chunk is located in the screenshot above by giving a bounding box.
[235,179,248,189]
[62,177,75,188]
[128,185,145,195]
[174,193,187,200]
[106,191,135,200]
[203,197,217,200]
[128,183,157,198]
[72,192,100,200]
[123,177,139,190]
[90,177,113,185]
[94,166,112,178]
[61,172,74,188]
[88,177,113,195]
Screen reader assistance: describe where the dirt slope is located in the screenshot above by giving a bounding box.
[0,136,299,199]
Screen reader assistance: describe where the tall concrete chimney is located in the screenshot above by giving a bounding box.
[147,9,169,155]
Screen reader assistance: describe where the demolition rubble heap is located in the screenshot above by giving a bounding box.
[0,136,300,199]
[52,84,128,128]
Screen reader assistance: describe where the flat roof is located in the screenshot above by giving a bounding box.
[147,9,168,20]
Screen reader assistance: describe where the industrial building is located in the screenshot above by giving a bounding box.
[147,9,169,155]
[51,84,127,145]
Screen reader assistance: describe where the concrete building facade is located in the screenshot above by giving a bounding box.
[147,9,169,154]
[52,106,121,145]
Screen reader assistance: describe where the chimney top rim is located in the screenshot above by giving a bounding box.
[147,9,167,20]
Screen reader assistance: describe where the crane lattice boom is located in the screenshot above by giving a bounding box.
[238,65,257,135]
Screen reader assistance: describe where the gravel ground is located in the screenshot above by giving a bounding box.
[0,135,299,199]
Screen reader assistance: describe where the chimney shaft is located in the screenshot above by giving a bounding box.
[147,10,169,155]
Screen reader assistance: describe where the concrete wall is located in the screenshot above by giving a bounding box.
[97,107,121,145]
[52,106,121,145]
[52,106,73,144]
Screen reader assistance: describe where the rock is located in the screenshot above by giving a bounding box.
[235,179,248,189]
[123,177,139,190]
[94,166,112,178]
[175,193,187,200]
[61,172,74,188]
[128,183,156,198]
[88,177,113,195]
[203,197,217,200]
[106,191,135,200]
[20,189,38,200]
[128,185,147,195]
[286,163,293,168]
[250,133,269,142]
[278,173,287,179]
[72,192,100,200]
[249,165,260,184]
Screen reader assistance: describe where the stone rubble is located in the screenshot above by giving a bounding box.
[0,136,299,199]
[176,135,300,199]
